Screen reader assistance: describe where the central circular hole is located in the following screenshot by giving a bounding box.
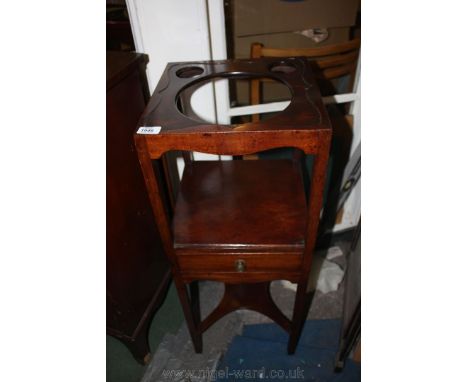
[176,76,292,124]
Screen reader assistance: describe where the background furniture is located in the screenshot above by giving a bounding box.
[135,57,331,354]
[336,219,361,369]
[106,0,135,51]
[224,0,360,106]
[249,39,360,242]
[107,51,171,364]
[250,38,360,122]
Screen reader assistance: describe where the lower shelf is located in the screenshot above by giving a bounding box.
[173,159,308,252]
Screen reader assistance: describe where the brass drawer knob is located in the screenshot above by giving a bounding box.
[235,259,246,272]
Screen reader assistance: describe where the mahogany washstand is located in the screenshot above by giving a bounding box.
[135,57,332,354]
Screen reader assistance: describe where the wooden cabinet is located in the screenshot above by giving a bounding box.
[106,51,171,364]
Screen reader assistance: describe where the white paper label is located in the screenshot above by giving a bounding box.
[137,126,162,135]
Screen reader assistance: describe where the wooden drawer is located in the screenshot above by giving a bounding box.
[177,253,302,274]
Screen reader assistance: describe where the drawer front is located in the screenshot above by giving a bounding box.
[177,253,302,274]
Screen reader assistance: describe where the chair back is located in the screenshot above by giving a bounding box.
[250,38,360,122]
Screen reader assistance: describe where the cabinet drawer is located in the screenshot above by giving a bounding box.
[177,253,302,274]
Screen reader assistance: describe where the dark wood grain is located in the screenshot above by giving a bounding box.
[106,52,171,364]
[173,159,307,250]
[200,282,292,333]
[136,57,331,159]
[135,57,332,354]
[177,253,302,274]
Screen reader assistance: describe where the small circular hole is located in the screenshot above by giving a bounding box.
[176,66,204,78]
[270,62,297,74]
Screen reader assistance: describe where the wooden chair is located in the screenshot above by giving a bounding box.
[250,39,360,236]
[135,58,332,354]
[250,38,360,122]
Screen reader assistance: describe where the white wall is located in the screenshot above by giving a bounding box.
[126,0,217,122]
[126,0,228,165]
